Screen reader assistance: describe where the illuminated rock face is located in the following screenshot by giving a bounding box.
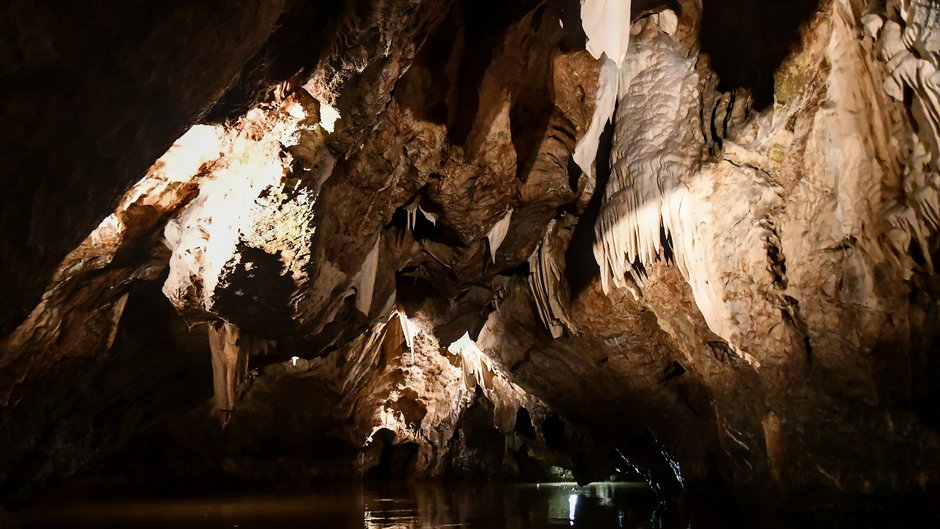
[2,0,940,524]
[589,0,940,508]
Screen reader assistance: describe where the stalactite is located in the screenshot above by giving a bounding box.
[486,209,513,263]
[446,332,523,431]
[405,202,437,231]
[418,205,437,225]
[867,0,940,269]
[580,0,633,67]
[405,202,419,231]
[397,308,415,362]
[300,310,541,475]
[593,17,701,293]
[868,0,940,166]
[207,321,250,427]
[355,236,381,315]
[574,0,633,181]
[573,57,619,180]
[527,220,576,338]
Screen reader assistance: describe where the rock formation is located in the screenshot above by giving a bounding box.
[2,0,940,526]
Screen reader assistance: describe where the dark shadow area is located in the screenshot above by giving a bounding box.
[446,0,538,146]
[212,245,297,338]
[204,0,350,122]
[365,429,420,479]
[92,353,355,492]
[401,0,587,178]
[395,9,458,125]
[911,271,940,428]
[396,272,445,311]
[699,0,820,108]
[0,1,299,335]
[565,121,615,295]
[0,276,211,505]
[662,361,686,382]
[515,407,537,440]
[542,414,569,453]
[444,393,508,479]
[398,0,537,142]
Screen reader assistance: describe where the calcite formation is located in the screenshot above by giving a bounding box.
[2,0,940,525]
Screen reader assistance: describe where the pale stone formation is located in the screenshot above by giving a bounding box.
[353,236,382,315]
[584,0,940,501]
[162,92,328,323]
[485,209,513,263]
[302,311,545,476]
[573,56,619,180]
[872,0,940,165]
[593,0,940,358]
[594,12,702,295]
[581,0,633,66]
[865,0,940,267]
[207,322,249,425]
[573,0,634,180]
[528,218,577,338]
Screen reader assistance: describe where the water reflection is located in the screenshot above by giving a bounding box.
[20,481,658,529]
[360,482,658,529]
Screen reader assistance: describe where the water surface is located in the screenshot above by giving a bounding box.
[19,481,661,529]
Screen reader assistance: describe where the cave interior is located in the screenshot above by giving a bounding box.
[2,0,940,527]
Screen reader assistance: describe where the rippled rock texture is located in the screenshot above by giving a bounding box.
[2,0,940,526]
